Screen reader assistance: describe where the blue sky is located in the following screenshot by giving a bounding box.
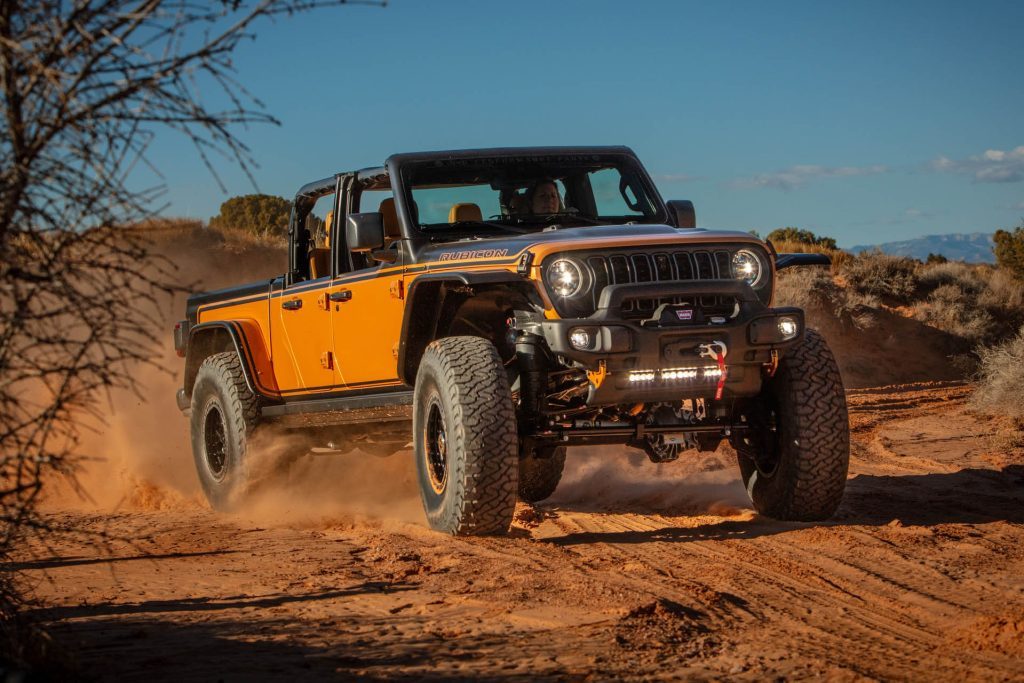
[147,0,1024,248]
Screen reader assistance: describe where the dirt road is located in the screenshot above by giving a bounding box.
[17,382,1024,680]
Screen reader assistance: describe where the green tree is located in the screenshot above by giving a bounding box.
[766,227,838,250]
[993,224,1024,279]
[210,194,292,239]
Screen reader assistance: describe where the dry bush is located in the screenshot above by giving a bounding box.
[913,262,1024,346]
[917,284,998,344]
[971,326,1024,419]
[916,261,987,296]
[774,266,877,328]
[840,251,919,304]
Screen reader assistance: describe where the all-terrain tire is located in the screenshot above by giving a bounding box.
[413,336,518,535]
[518,446,566,503]
[190,352,260,511]
[734,329,849,521]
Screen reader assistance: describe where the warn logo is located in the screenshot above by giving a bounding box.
[437,248,510,262]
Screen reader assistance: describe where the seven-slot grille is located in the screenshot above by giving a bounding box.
[585,249,734,318]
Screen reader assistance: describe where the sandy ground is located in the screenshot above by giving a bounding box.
[14,381,1024,681]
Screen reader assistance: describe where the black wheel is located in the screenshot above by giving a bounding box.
[413,336,518,535]
[518,446,566,503]
[190,352,260,511]
[734,330,850,521]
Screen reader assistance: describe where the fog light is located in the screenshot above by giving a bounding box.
[629,371,656,382]
[569,328,591,350]
[778,316,798,340]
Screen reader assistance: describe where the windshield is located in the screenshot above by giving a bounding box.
[401,154,665,237]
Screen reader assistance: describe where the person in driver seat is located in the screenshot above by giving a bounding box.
[526,178,563,215]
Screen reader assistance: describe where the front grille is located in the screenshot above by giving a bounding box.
[585,248,735,318]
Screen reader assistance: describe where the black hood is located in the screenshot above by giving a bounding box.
[411,224,755,264]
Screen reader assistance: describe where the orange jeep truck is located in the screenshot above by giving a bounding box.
[174,146,850,535]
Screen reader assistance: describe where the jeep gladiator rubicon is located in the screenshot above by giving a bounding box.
[174,146,849,535]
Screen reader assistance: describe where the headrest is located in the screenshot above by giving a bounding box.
[379,197,401,240]
[323,210,333,247]
[448,202,482,223]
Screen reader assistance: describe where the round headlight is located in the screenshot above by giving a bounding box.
[731,249,764,287]
[545,259,583,297]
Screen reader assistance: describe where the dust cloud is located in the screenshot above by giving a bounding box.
[40,229,427,529]
[550,444,750,516]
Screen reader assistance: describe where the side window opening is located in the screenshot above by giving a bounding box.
[350,187,396,272]
[304,192,335,280]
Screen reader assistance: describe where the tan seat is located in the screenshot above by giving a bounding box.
[448,202,482,223]
[309,248,330,278]
[308,210,332,278]
[378,197,403,246]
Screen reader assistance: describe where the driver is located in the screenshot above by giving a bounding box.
[526,178,563,214]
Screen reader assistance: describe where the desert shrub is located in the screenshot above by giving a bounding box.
[774,267,877,328]
[971,326,1024,419]
[766,227,838,250]
[916,284,997,343]
[209,194,292,240]
[926,252,949,264]
[840,251,919,304]
[993,225,1024,280]
[978,268,1024,311]
[916,261,986,297]
[913,263,1024,346]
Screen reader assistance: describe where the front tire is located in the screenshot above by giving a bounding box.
[734,330,850,521]
[190,352,260,511]
[413,336,518,535]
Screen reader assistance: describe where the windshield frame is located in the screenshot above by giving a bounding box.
[390,149,669,239]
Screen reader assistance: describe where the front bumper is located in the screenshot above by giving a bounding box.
[533,280,804,405]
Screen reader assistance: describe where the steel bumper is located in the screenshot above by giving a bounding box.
[536,280,805,405]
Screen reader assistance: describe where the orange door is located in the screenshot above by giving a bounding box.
[330,267,406,391]
[270,281,340,394]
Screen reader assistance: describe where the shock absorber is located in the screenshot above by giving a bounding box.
[515,331,548,431]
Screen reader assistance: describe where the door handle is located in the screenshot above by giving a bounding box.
[282,299,302,310]
[329,290,352,303]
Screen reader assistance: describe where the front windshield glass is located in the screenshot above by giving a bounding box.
[402,154,664,237]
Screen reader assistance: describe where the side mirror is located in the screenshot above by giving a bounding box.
[346,212,384,252]
[667,200,696,229]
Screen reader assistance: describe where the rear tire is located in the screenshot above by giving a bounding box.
[190,352,260,511]
[734,330,849,521]
[413,336,518,535]
[518,446,566,503]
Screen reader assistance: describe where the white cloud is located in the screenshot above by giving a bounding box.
[931,145,1024,183]
[884,207,938,225]
[731,164,888,191]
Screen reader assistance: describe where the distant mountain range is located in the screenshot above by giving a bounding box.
[849,232,995,263]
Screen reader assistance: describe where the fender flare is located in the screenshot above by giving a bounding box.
[184,320,278,401]
[396,271,535,384]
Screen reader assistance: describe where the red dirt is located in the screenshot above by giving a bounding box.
[18,381,1024,681]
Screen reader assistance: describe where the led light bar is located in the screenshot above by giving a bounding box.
[627,366,726,382]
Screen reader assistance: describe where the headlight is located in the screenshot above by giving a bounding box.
[731,249,764,287]
[545,258,584,297]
